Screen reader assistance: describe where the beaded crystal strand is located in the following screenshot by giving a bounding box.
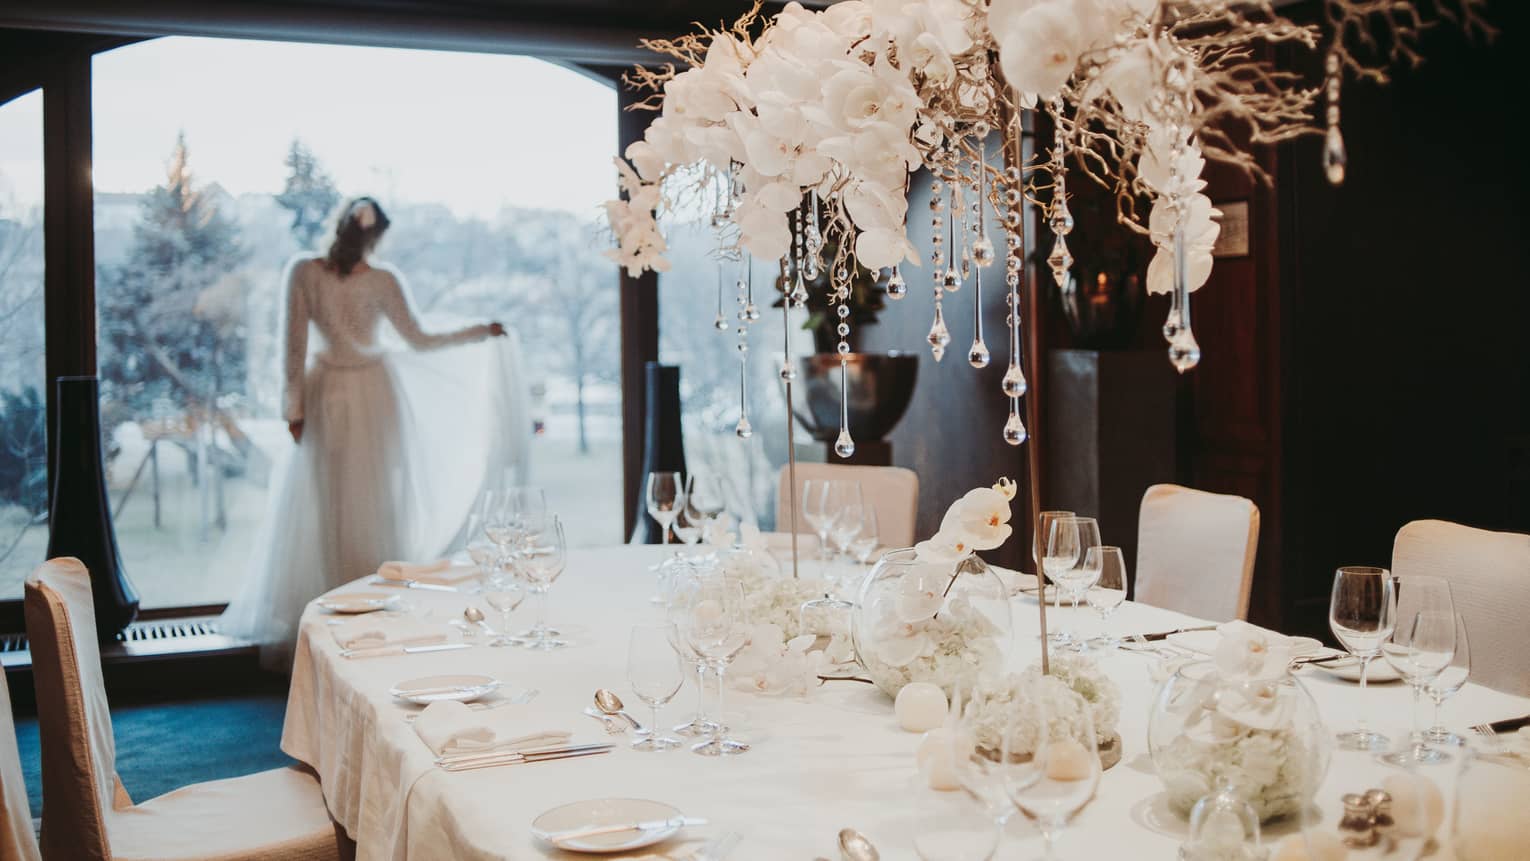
[735,257,752,439]
[1323,50,1346,186]
[1001,119,1028,446]
[1045,98,1074,289]
[926,173,950,361]
[1163,131,1201,373]
[968,145,991,369]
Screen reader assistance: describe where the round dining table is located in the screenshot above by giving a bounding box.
[280,545,1530,860]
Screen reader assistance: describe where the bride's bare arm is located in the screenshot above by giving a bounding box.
[377,269,498,349]
[283,261,310,432]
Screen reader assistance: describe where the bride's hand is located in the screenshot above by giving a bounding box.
[289,420,304,444]
[488,322,507,337]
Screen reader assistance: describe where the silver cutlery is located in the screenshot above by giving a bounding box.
[463,606,497,636]
[1472,723,1497,740]
[838,827,879,861]
[371,576,458,592]
[583,707,628,734]
[437,743,614,772]
[594,689,645,732]
[546,816,709,844]
[1134,625,1218,642]
[342,642,472,659]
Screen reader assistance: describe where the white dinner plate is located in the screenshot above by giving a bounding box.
[1307,657,1403,683]
[389,674,501,705]
[316,592,399,614]
[531,798,684,854]
[1166,630,1326,658]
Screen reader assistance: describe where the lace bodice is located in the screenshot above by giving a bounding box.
[283,257,492,421]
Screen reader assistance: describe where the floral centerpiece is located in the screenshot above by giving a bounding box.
[852,479,1016,698]
[1148,621,1330,822]
[962,653,1122,759]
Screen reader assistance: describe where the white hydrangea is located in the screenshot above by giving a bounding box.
[961,654,1121,755]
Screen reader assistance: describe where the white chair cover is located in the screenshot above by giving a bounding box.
[25,558,342,861]
[0,660,40,861]
[775,464,919,549]
[1134,483,1260,622]
[1392,519,1530,697]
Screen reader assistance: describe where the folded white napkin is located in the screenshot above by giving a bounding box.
[331,617,449,651]
[413,700,572,757]
[377,559,481,586]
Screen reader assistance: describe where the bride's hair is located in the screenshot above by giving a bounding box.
[325,196,391,276]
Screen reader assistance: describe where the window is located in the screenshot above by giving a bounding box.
[0,90,46,600]
[92,38,620,607]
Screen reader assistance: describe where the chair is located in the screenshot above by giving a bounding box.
[1392,519,1530,697]
[0,660,40,861]
[24,558,343,861]
[775,464,919,549]
[1134,484,1260,622]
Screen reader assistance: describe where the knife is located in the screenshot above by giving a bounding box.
[1489,714,1530,734]
[341,642,472,659]
[436,741,611,766]
[546,816,709,843]
[370,576,459,592]
[1137,625,1217,642]
[438,745,614,772]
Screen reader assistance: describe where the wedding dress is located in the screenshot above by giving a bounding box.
[221,257,529,667]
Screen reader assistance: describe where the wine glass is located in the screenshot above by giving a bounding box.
[686,473,728,528]
[464,512,499,584]
[1380,575,1456,766]
[1004,685,1101,860]
[1033,510,1075,635]
[646,471,685,544]
[1045,516,1101,647]
[482,571,525,648]
[1329,566,1397,751]
[519,516,568,650]
[1424,613,1470,746]
[920,686,1013,861]
[665,567,718,738]
[800,479,833,566]
[827,481,865,574]
[1084,546,1127,651]
[671,504,703,548]
[681,574,749,756]
[849,505,880,565]
[627,625,684,751]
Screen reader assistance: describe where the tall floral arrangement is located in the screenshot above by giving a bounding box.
[608,0,1486,451]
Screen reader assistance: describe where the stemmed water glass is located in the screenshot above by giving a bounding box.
[849,505,880,565]
[627,625,684,751]
[518,516,568,650]
[1033,510,1075,638]
[481,570,525,647]
[1084,546,1128,650]
[828,482,865,560]
[645,471,685,544]
[680,574,749,756]
[1329,566,1397,751]
[914,687,1012,861]
[1379,575,1456,766]
[1003,685,1101,860]
[1424,613,1470,746]
[686,473,728,530]
[801,479,833,566]
[664,568,718,739]
[1045,516,1101,647]
[464,513,498,584]
[671,504,703,548]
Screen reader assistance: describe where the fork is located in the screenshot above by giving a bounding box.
[1472,723,1497,740]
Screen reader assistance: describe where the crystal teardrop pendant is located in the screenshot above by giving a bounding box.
[834,359,855,459]
[1001,363,1028,398]
[1168,329,1201,373]
[834,428,856,459]
[789,272,809,306]
[745,303,760,321]
[1324,126,1347,186]
[942,269,962,293]
[735,416,753,439]
[1002,411,1028,446]
[713,313,728,331]
[968,340,990,368]
[1049,202,1074,236]
[886,266,907,300]
[926,305,950,362]
[960,246,972,282]
[1047,236,1073,288]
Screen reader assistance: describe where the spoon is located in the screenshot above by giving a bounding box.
[838,828,879,861]
[463,607,495,636]
[593,689,644,732]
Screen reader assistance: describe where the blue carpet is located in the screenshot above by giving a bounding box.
[14,690,295,819]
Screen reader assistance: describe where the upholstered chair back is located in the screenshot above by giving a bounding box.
[776,464,919,549]
[0,658,40,861]
[1134,483,1260,622]
[1392,519,1530,697]
[24,558,122,861]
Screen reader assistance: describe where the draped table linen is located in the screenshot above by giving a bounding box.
[282,545,1530,860]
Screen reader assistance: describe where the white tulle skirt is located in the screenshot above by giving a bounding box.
[221,335,530,668]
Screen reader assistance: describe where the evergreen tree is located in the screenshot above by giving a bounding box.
[97,132,250,419]
[275,138,339,249]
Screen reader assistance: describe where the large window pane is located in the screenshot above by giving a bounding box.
[0,90,47,599]
[92,38,620,607]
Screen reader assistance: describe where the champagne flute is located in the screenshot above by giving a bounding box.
[1424,613,1470,746]
[519,516,568,650]
[645,471,684,544]
[1380,575,1455,765]
[1084,546,1127,651]
[627,625,684,751]
[1329,566,1397,751]
[682,574,749,756]
[1004,685,1100,860]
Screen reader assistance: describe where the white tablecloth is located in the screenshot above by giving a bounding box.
[282,545,1530,860]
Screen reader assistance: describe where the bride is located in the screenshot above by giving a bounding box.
[223,197,529,666]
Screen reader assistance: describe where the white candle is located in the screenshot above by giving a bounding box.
[895,683,948,732]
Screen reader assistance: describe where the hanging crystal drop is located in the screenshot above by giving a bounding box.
[973,236,995,267]
[1047,235,1073,287]
[886,266,907,300]
[960,245,972,282]
[1002,409,1028,446]
[1168,329,1201,373]
[942,269,962,292]
[1048,202,1073,236]
[779,264,798,382]
[713,263,728,330]
[1167,224,1201,373]
[1001,363,1028,398]
[1323,126,1347,186]
[789,270,809,306]
[834,358,855,459]
[926,304,950,362]
[968,268,989,368]
[968,340,990,368]
[735,415,753,439]
[736,329,752,438]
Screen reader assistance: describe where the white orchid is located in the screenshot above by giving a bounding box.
[1213,621,1295,682]
[945,487,1014,551]
[995,0,1085,101]
[731,623,826,696]
[913,529,974,564]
